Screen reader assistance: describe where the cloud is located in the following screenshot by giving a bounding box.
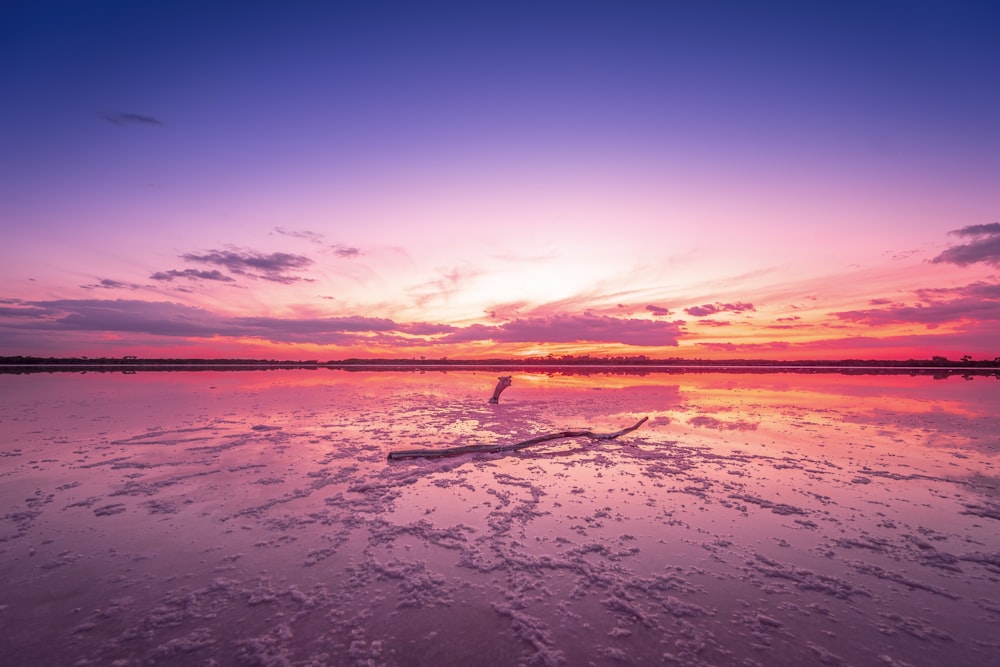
[18,300,224,338]
[833,281,1000,328]
[1,298,680,350]
[332,244,360,258]
[487,301,531,320]
[915,281,1000,300]
[272,228,359,258]
[409,266,482,306]
[81,278,143,290]
[181,249,314,284]
[684,301,755,317]
[103,112,164,126]
[700,341,791,353]
[0,299,454,347]
[931,222,1000,267]
[150,269,236,283]
[442,314,682,346]
[645,304,672,317]
[0,304,50,318]
[948,222,1000,237]
[230,315,400,344]
[399,322,456,336]
[767,315,806,330]
[274,227,324,244]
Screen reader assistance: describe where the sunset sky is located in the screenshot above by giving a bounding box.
[2,1,998,361]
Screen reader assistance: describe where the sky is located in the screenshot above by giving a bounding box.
[2,0,999,361]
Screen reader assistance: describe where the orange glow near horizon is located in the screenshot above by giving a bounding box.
[2,5,999,362]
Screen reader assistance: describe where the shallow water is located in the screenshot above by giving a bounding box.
[1,369,999,666]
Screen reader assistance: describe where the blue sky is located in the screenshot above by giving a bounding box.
[2,1,999,359]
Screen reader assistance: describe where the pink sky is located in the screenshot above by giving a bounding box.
[2,3,998,360]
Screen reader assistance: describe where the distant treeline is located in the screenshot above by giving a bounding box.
[332,355,1000,368]
[2,355,999,378]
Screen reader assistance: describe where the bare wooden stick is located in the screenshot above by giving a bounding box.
[488,375,512,404]
[387,416,648,461]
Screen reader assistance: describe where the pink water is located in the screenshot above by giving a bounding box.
[1,369,998,666]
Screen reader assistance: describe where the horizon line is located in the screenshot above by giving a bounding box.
[2,354,999,373]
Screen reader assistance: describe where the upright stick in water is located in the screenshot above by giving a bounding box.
[488,375,512,404]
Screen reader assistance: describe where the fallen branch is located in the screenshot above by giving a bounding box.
[387,416,648,461]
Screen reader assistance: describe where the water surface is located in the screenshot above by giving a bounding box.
[2,369,998,666]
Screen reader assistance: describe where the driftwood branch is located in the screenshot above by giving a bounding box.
[488,375,512,404]
[387,416,649,461]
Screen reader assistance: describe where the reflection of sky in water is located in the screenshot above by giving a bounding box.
[2,370,999,667]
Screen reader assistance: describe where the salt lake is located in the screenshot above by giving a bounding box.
[2,368,998,666]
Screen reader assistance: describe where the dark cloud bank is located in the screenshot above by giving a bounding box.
[0,300,682,348]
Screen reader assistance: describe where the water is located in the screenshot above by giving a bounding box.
[1,369,998,666]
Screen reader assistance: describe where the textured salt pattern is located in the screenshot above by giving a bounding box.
[1,370,999,666]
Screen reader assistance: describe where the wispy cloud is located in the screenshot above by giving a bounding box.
[486,301,531,320]
[272,228,360,258]
[103,112,164,126]
[916,282,1000,300]
[150,269,236,283]
[81,278,143,291]
[181,249,314,284]
[274,227,324,244]
[931,222,1000,267]
[699,341,791,353]
[833,281,1000,327]
[442,314,682,346]
[409,266,482,306]
[332,244,361,258]
[684,301,755,317]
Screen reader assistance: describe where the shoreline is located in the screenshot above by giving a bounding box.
[2,359,999,377]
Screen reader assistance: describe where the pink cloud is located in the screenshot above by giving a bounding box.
[81,278,145,290]
[645,304,672,317]
[931,222,1000,267]
[700,341,791,353]
[833,281,1000,328]
[684,301,755,317]
[443,314,682,346]
[0,299,454,347]
[0,300,682,349]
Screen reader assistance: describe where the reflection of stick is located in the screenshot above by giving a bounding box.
[488,375,512,404]
[387,416,648,461]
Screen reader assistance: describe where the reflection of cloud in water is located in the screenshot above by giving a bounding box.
[687,415,759,431]
[1,370,999,666]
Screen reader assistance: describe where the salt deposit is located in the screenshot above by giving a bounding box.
[1,369,998,666]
